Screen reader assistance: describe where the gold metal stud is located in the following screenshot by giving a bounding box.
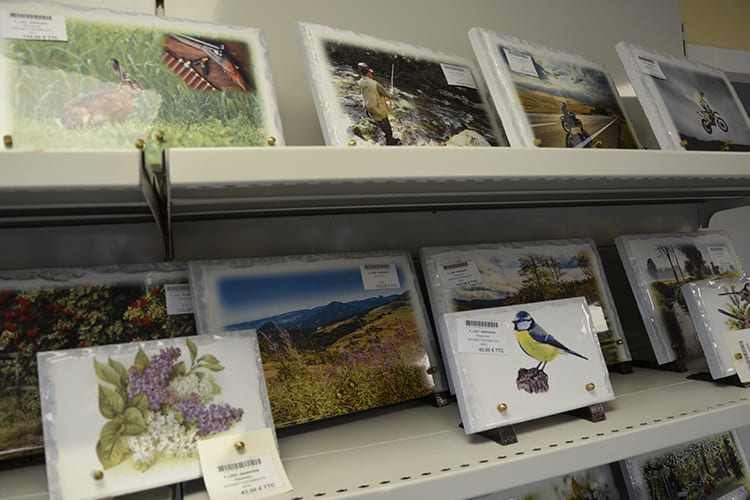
[721,141,733,151]
[593,140,603,148]
[438,141,446,147]
[671,343,680,349]
[3,135,12,148]
[235,441,245,451]
[155,130,165,142]
[616,339,624,345]
[426,366,438,375]
[347,140,356,146]
[93,470,104,480]
[679,140,688,147]
[532,138,542,146]
[497,403,508,412]
[585,383,596,391]
[735,353,743,360]
[135,139,145,149]
[267,136,276,146]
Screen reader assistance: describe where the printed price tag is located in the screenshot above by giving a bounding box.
[164,283,193,315]
[0,11,67,41]
[636,56,666,80]
[503,48,538,78]
[438,260,482,288]
[707,246,735,270]
[725,329,750,383]
[360,263,400,290]
[198,428,292,500]
[456,317,512,355]
[440,63,477,89]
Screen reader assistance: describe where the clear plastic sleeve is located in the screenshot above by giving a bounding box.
[615,230,744,365]
[616,41,750,151]
[469,27,640,149]
[37,330,273,500]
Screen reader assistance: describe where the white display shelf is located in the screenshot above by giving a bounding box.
[0,150,153,224]
[4,364,749,499]
[167,147,750,218]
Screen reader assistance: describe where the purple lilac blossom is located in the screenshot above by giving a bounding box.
[174,394,244,436]
[128,347,181,410]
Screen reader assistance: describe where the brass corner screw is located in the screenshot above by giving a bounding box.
[93,470,104,480]
[348,140,356,146]
[135,139,145,149]
[735,353,743,360]
[267,136,277,146]
[235,441,245,451]
[497,403,508,412]
[585,383,596,391]
[155,130,165,142]
[3,135,12,148]
[426,366,438,375]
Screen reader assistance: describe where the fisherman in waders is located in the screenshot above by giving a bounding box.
[357,62,401,145]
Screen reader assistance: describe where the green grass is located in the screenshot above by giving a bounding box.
[0,390,43,456]
[9,18,269,154]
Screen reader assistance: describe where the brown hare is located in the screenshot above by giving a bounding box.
[60,59,143,128]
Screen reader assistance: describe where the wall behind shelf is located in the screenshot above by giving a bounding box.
[163,0,683,149]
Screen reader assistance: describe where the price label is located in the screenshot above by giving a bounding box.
[707,246,735,270]
[0,11,67,41]
[503,48,538,78]
[725,329,750,383]
[456,317,512,355]
[636,56,666,80]
[198,428,292,500]
[164,283,193,315]
[440,63,477,89]
[439,260,482,288]
[360,263,400,290]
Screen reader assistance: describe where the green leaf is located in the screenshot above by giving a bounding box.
[129,393,149,414]
[108,358,129,386]
[201,362,225,372]
[121,407,147,435]
[99,385,125,419]
[96,422,126,470]
[134,348,149,371]
[197,354,219,364]
[94,358,122,388]
[173,360,186,376]
[186,338,198,365]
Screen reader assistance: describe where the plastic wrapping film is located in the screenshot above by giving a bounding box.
[420,238,630,395]
[682,275,750,380]
[470,463,622,500]
[37,330,274,500]
[468,27,640,149]
[619,430,750,500]
[188,250,447,428]
[0,0,285,152]
[0,261,197,461]
[615,230,744,365]
[296,21,506,147]
[440,297,614,434]
[616,41,750,151]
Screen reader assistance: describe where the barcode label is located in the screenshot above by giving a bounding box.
[360,263,400,290]
[0,11,67,41]
[465,320,499,329]
[10,12,52,20]
[443,262,469,270]
[636,56,666,80]
[165,283,193,315]
[198,429,292,500]
[455,315,511,356]
[217,457,262,472]
[727,329,750,384]
[438,259,482,288]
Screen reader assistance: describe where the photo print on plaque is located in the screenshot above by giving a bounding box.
[37,332,273,500]
[616,41,750,151]
[620,431,750,500]
[189,251,445,428]
[420,239,630,394]
[615,231,743,365]
[0,263,196,462]
[296,22,506,147]
[440,297,614,434]
[0,1,284,157]
[476,464,622,500]
[469,27,639,149]
[683,275,750,382]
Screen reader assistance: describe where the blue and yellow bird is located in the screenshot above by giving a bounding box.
[512,310,587,371]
